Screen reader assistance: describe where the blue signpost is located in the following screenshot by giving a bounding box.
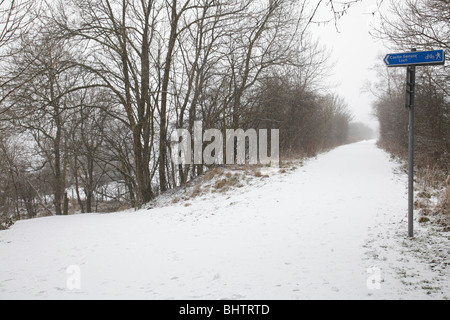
[384,50,445,67]
[384,49,446,238]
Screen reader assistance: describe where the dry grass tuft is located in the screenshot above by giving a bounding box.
[415,169,449,229]
[203,167,223,182]
[191,185,202,198]
[418,216,430,223]
[433,176,449,226]
[212,173,242,192]
[214,178,228,190]
[253,170,262,178]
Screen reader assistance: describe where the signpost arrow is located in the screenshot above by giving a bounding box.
[384,50,445,67]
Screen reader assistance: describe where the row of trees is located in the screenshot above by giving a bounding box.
[255,77,353,157]
[371,0,449,170]
[1,0,357,220]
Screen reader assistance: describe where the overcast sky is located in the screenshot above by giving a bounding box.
[310,0,391,132]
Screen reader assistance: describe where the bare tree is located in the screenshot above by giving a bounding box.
[0,0,34,51]
[67,87,112,213]
[371,0,449,169]
[0,129,48,219]
[52,0,163,204]
[372,0,450,94]
[5,28,85,215]
[0,0,37,113]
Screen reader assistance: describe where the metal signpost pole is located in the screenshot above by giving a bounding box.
[406,64,416,238]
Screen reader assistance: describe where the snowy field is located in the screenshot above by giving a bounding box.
[0,140,448,300]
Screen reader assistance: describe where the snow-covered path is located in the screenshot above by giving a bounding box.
[1,141,448,300]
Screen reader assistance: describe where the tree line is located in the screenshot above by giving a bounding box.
[1,0,358,221]
[371,0,449,171]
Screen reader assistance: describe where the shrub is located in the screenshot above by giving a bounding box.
[0,216,15,231]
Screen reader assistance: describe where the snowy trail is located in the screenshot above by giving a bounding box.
[0,141,448,300]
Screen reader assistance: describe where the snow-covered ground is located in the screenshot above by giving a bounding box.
[0,140,448,300]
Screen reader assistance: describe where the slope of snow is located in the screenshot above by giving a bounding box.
[0,140,448,300]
